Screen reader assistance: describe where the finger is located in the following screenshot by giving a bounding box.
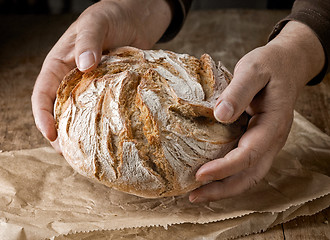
[32,89,57,141]
[214,50,270,123]
[31,34,76,140]
[32,60,69,141]
[32,19,82,142]
[190,111,292,203]
[196,112,274,182]
[74,9,109,72]
[196,110,289,183]
[50,137,62,154]
[189,161,269,203]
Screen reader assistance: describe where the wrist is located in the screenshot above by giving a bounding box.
[106,0,172,48]
[134,0,172,48]
[267,21,325,88]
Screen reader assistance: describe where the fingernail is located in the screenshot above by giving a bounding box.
[197,174,214,182]
[214,100,234,122]
[78,51,95,71]
[190,195,207,203]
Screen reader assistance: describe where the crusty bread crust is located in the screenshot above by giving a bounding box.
[55,46,248,198]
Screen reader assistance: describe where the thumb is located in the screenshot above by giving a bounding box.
[213,51,270,123]
[74,9,108,72]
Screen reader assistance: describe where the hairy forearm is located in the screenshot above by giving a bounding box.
[267,21,325,88]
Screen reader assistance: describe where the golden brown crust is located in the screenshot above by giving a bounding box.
[55,46,248,198]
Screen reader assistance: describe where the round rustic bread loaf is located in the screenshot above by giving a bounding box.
[54,46,248,198]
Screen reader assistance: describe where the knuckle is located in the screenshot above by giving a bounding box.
[75,29,94,45]
[237,56,270,82]
[244,147,260,168]
[275,112,294,148]
[247,176,260,189]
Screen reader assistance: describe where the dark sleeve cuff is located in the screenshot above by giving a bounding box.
[268,0,330,85]
[158,0,193,42]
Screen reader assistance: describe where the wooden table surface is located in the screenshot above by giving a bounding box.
[0,9,329,239]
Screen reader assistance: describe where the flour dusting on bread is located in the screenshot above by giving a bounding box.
[55,46,248,198]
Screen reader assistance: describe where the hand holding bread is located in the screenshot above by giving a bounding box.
[31,0,172,151]
[54,47,248,197]
[31,0,325,202]
[189,21,325,202]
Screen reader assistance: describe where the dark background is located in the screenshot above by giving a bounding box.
[0,0,295,14]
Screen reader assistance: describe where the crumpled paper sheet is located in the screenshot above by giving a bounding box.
[53,194,330,240]
[0,111,329,240]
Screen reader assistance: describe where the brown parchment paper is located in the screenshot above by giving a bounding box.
[0,111,329,240]
[54,194,330,240]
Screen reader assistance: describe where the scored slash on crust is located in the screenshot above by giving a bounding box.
[55,46,248,198]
